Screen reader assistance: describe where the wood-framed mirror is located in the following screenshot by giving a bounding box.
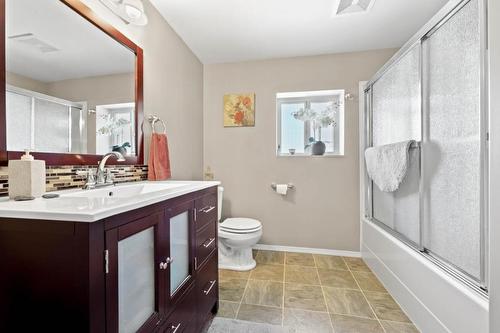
[0,0,144,165]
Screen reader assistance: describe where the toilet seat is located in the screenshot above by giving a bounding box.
[219,218,262,234]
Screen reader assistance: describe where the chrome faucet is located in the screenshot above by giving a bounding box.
[83,152,125,189]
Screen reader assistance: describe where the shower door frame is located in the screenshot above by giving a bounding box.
[363,0,489,295]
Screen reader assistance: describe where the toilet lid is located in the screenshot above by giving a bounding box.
[220,218,262,233]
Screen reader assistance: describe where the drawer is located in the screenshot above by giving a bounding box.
[197,253,218,320]
[161,285,195,333]
[195,194,217,230]
[195,221,217,270]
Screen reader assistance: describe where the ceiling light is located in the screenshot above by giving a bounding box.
[99,0,148,26]
[333,0,375,16]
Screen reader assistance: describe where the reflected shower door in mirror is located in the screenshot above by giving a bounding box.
[5,0,139,158]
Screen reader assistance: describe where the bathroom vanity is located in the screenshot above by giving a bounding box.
[0,181,220,333]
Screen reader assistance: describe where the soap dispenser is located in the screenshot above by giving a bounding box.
[8,150,46,199]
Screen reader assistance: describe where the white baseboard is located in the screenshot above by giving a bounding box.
[253,243,361,258]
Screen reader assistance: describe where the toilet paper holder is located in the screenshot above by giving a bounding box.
[271,183,295,191]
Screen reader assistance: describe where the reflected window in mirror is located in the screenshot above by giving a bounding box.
[5,0,136,156]
[96,103,136,156]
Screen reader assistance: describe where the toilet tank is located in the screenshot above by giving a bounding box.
[217,186,224,222]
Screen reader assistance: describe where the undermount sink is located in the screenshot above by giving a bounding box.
[62,182,189,199]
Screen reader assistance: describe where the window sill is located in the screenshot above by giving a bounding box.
[277,153,344,158]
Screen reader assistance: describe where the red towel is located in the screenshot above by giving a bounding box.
[148,133,171,180]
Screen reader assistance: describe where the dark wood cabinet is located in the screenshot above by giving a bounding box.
[0,186,219,333]
[195,253,219,332]
[105,212,165,333]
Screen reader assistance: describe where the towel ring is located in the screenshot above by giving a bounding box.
[152,118,167,134]
[146,115,167,134]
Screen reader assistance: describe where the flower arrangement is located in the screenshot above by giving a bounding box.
[97,114,131,136]
[293,101,339,141]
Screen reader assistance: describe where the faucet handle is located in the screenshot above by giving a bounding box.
[87,169,96,183]
[82,169,96,190]
[105,169,114,184]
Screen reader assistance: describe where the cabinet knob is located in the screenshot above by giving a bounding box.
[159,257,173,270]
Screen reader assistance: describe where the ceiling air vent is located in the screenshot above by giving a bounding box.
[333,0,375,16]
[8,33,59,53]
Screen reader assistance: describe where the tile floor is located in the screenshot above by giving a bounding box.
[217,250,420,333]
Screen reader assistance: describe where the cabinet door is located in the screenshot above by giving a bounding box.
[164,200,196,311]
[105,213,166,333]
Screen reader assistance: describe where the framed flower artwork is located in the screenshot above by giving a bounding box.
[223,93,255,127]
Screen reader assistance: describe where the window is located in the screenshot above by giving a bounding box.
[277,90,345,156]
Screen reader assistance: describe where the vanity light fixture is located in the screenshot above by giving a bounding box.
[99,0,148,26]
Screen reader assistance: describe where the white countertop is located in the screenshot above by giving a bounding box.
[0,181,220,222]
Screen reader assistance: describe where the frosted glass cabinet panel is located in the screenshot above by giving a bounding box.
[372,45,421,146]
[170,211,190,295]
[118,227,156,333]
[422,0,481,279]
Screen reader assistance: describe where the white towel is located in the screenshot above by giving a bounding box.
[364,140,415,192]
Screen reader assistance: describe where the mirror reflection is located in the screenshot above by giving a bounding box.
[5,0,136,156]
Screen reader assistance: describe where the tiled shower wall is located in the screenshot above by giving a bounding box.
[0,165,148,197]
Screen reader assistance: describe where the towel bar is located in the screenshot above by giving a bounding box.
[410,141,421,149]
[369,141,420,150]
[271,183,295,190]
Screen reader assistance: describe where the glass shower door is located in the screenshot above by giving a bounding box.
[422,0,483,281]
[5,91,32,151]
[34,98,71,152]
[371,44,421,245]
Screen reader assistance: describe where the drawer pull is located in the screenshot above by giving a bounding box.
[171,323,181,333]
[203,238,216,248]
[204,280,216,295]
[200,206,215,213]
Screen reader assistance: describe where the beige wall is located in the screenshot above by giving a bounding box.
[203,49,396,251]
[47,73,135,153]
[6,72,49,94]
[46,73,135,110]
[81,0,204,179]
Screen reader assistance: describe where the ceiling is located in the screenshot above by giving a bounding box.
[150,0,449,64]
[6,0,135,82]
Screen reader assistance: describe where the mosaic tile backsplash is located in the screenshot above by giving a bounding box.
[0,165,148,197]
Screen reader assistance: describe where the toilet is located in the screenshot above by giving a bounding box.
[217,187,262,271]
